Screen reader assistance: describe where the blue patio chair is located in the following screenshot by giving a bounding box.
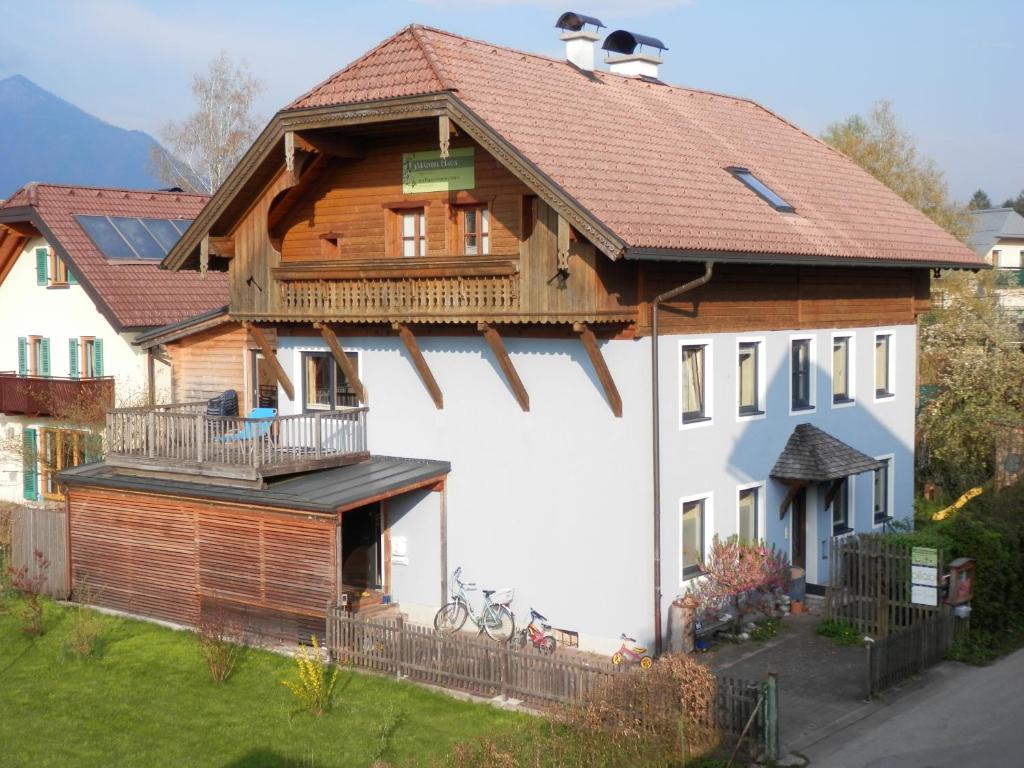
[215,407,277,443]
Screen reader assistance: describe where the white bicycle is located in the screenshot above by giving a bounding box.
[433,566,515,642]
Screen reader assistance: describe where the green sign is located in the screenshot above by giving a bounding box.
[911,546,938,568]
[402,147,475,193]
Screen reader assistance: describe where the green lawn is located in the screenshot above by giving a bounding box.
[0,600,521,767]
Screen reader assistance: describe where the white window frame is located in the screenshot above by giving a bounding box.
[295,344,364,412]
[735,336,766,422]
[678,339,713,430]
[873,330,896,403]
[789,334,817,416]
[830,331,856,409]
[872,453,895,528]
[830,477,855,536]
[736,481,765,544]
[679,491,713,585]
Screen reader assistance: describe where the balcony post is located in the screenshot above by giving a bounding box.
[195,413,204,463]
[315,412,323,459]
[146,410,156,459]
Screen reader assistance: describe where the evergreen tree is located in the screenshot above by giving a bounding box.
[968,189,992,210]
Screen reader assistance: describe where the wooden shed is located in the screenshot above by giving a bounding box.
[59,457,449,640]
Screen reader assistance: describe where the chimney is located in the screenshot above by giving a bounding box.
[555,11,605,72]
[602,30,668,79]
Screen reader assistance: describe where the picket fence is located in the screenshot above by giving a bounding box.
[866,611,968,697]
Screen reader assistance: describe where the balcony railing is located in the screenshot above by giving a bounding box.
[104,402,369,484]
[0,372,115,417]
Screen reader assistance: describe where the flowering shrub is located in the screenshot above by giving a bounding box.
[281,636,339,716]
[690,536,790,624]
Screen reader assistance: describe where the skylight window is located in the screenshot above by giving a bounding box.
[727,167,795,213]
[75,215,193,261]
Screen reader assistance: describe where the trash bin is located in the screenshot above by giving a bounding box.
[788,567,806,603]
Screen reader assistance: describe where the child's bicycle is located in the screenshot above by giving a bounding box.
[512,607,557,653]
[611,633,653,669]
[433,566,515,642]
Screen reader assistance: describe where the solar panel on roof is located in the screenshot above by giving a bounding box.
[75,215,194,260]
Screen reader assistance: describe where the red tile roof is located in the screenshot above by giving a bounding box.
[287,25,981,268]
[1,183,228,329]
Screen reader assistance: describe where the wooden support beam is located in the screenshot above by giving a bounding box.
[314,322,367,405]
[439,480,448,606]
[823,478,845,510]
[295,130,364,159]
[243,322,294,401]
[779,480,808,520]
[392,322,443,409]
[573,322,622,417]
[199,235,209,277]
[477,322,529,411]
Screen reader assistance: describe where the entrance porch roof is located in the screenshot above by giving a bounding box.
[770,423,885,483]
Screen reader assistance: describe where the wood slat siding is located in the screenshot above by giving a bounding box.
[11,505,69,598]
[639,263,928,335]
[168,324,251,409]
[68,487,336,635]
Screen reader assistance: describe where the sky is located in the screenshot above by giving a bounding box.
[2,0,1021,204]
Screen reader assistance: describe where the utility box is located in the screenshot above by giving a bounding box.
[947,557,975,606]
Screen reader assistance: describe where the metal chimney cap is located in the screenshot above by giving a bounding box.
[602,29,668,55]
[555,11,605,32]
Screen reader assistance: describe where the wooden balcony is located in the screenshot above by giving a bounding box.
[104,402,369,487]
[0,372,115,418]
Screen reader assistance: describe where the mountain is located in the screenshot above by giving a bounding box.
[0,75,164,198]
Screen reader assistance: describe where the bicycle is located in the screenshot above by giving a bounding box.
[434,566,515,642]
[611,633,653,669]
[512,607,557,653]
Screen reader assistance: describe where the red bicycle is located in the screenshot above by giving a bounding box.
[611,633,653,669]
[513,607,557,653]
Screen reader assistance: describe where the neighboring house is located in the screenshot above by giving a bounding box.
[59,22,984,652]
[967,207,1024,316]
[0,183,228,504]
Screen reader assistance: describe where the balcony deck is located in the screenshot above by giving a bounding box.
[105,402,369,487]
[0,372,115,417]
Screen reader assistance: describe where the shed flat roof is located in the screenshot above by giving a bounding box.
[60,456,450,514]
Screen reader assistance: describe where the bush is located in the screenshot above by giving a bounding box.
[281,636,339,716]
[197,605,247,683]
[9,549,49,635]
[816,619,863,647]
[64,605,106,660]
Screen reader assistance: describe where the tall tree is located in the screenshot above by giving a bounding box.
[1001,191,1024,217]
[969,189,992,210]
[821,101,970,241]
[151,52,264,194]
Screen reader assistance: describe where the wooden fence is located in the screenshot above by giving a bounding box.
[825,533,945,637]
[866,611,968,697]
[325,610,779,760]
[10,505,68,598]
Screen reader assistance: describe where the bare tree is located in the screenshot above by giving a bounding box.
[151,52,265,194]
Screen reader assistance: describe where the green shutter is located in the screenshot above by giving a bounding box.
[93,338,104,377]
[22,428,38,501]
[67,267,78,285]
[69,338,80,378]
[40,338,50,377]
[17,337,28,376]
[35,248,48,286]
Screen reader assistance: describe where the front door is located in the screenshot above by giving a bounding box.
[792,487,807,569]
[342,503,382,590]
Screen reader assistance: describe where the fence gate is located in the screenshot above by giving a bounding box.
[825,533,945,637]
[11,505,69,598]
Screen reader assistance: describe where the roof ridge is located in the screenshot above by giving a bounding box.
[408,24,457,92]
[9,181,209,200]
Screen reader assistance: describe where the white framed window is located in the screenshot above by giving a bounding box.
[737,481,765,544]
[831,332,855,407]
[680,492,712,582]
[873,331,895,401]
[400,209,426,257]
[873,454,894,526]
[789,334,816,414]
[736,337,766,420]
[301,349,361,411]
[830,478,854,535]
[679,339,713,428]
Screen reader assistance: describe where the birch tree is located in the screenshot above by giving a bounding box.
[152,52,264,194]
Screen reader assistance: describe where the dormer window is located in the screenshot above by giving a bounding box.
[726,167,795,213]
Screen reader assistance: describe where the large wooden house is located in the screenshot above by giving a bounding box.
[59,21,983,651]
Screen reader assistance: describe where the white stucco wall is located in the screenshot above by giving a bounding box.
[273,322,916,651]
[0,237,162,503]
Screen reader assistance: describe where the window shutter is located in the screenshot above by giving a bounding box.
[69,338,80,378]
[22,428,38,501]
[67,267,78,285]
[93,338,104,377]
[18,337,28,376]
[35,248,48,285]
[40,338,50,377]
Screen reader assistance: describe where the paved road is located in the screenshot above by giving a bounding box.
[801,648,1024,767]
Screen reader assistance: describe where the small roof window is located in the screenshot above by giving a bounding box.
[727,167,794,213]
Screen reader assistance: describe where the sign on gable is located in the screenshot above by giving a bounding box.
[402,147,475,193]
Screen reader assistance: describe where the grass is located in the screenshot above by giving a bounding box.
[815,619,864,647]
[0,599,522,768]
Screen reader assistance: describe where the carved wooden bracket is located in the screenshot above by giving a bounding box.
[393,322,443,409]
[438,115,451,159]
[573,323,622,417]
[314,322,367,405]
[823,478,845,510]
[243,322,294,401]
[478,322,529,411]
[779,480,808,520]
